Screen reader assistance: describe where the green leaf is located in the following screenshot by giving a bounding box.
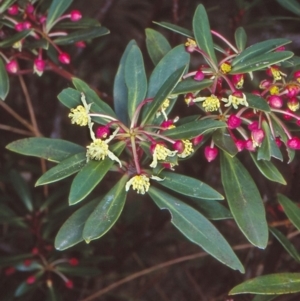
[235,27,247,51]
[153,21,193,38]
[164,119,226,140]
[158,171,224,200]
[232,38,291,66]
[148,187,244,272]
[36,152,86,186]
[113,40,136,126]
[83,175,128,242]
[220,152,268,248]
[55,198,99,250]
[231,51,293,74]
[278,194,300,231]
[9,170,33,212]
[193,4,217,66]
[0,0,16,14]
[172,78,213,95]
[142,65,187,125]
[57,18,100,29]
[46,0,73,32]
[245,93,271,112]
[276,0,300,16]
[0,58,9,100]
[57,87,81,108]
[54,26,109,45]
[269,227,300,262]
[145,28,171,65]
[0,30,32,48]
[69,142,125,205]
[229,273,300,295]
[125,44,147,120]
[252,295,277,301]
[6,138,84,163]
[250,154,286,185]
[213,128,238,157]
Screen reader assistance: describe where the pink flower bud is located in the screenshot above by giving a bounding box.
[26,275,36,285]
[58,52,71,64]
[31,247,39,255]
[287,137,300,149]
[287,98,299,112]
[65,280,73,289]
[6,60,18,73]
[285,84,300,98]
[268,95,283,108]
[96,126,110,139]
[235,140,245,152]
[75,41,86,48]
[294,70,300,82]
[161,120,173,129]
[204,146,218,162]
[7,4,19,15]
[5,267,16,276]
[14,23,24,32]
[245,139,255,151]
[259,79,272,89]
[248,121,258,131]
[275,46,285,52]
[232,74,244,89]
[283,110,293,121]
[33,59,46,76]
[173,140,184,154]
[251,128,265,147]
[227,114,241,129]
[251,90,261,96]
[70,10,82,22]
[184,93,194,106]
[23,21,32,29]
[275,137,282,147]
[39,15,47,23]
[194,70,204,81]
[23,259,32,267]
[26,4,35,14]
[68,258,79,266]
[192,135,203,146]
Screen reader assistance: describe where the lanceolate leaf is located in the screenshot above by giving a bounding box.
[229,273,300,295]
[125,44,147,120]
[235,27,247,51]
[276,0,300,16]
[220,152,268,248]
[193,4,217,66]
[148,187,244,272]
[213,128,238,157]
[252,295,277,301]
[153,21,193,38]
[245,93,270,112]
[69,142,125,205]
[55,198,99,250]
[83,175,128,242]
[145,28,171,65]
[0,30,32,48]
[158,171,224,200]
[46,0,73,32]
[0,58,9,100]
[36,152,86,186]
[164,119,226,140]
[172,78,213,95]
[278,194,300,231]
[269,227,300,263]
[6,138,84,163]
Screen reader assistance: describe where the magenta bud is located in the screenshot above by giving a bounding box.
[75,41,86,48]
[294,70,300,81]
[283,109,293,121]
[259,79,272,89]
[275,46,285,52]
[227,114,241,129]
[232,74,244,89]
[96,126,110,139]
[204,146,218,162]
[39,15,47,23]
[14,23,24,32]
[58,52,71,64]
[192,135,203,146]
[23,21,32,29]
[6,60,18,73]
[275,137,282,147]
[26,275,36,285]
[65,280,73,289]
[245,139,255,151]
[34,59,45,73]
[251,90,261,97]
[287,98,300,112]
[173,140,184,154]
[235,140,245,152]
[252,128,265,147]
[268,95,283,108]
[26,4,35,14]
[285,84,300,98]
[7,4,19,15]
[161,120,173,129]
[248,121,258,131]
[184,93,194,106]
[70,10,82,21]
[287,137,300,149]
[194,70,204,81]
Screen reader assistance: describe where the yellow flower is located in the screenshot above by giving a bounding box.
[222,93,248,109]
[178,140,194,158]
[125,174,150,194]
[69,105,90,126]
[220,62,231,74]
[287,100,300,112]
[270,67,286,81]
[185,38,197,52]
[156,99,170,120]
[150,144,177,168]
[269,85,279,95]
[194,95,220,112]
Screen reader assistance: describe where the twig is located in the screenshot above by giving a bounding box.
[0,124,33,136]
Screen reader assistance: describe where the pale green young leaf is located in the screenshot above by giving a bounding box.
[0,58,9,100]
[235,27,247,51]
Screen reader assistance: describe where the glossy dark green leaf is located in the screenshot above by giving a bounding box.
[235,27,247,51]
[278,194,300,231]
[125,44,147,120]
[229,273,300,295]
[269,227,300,262]
[55,198,99,250]
[142,65,187,125]
[232,38,291,66]
[145,28,171,65]
[113,40,135,126]
[57,87,81,108]
[46,0,73,32]
[193,4,217,66]
[36,152,86,186]
[220,152,268,248]
[149,187,244,272]
[14,280,39,297]
[252,295,277,301]
[0,30,32,48]
[158,171,224,200]
[0,0,16,14]
[83,175,128,242]
[9,170,33,212]
[231,51,293,74]
[276,0,300,16]
[281,56,300,68]
[153,21,193,38]
[54,26,109,45]
[250,154,286,185]
[69,142,125,205]
[164,119,226,140]
[0,58,9,100]
[213,128,238,157]
[245,93,270,112]
[192,199,232,220]
[6,138,84,163]
[172,78,213,95]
